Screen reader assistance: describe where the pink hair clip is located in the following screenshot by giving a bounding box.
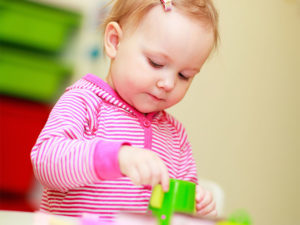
[161,0,172,11]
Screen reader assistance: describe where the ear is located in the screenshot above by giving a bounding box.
[104,22,123,59]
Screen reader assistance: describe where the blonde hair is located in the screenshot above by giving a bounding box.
[102,0,219,48]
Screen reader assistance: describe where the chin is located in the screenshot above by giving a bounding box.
[134,102,167,114]
[136,106,159,114]
[138,109,154,114]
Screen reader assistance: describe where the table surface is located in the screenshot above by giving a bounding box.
[0,210,218,225]
[0,210,78,225]
[0,210,32,225]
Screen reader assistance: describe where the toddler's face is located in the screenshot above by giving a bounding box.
[106,6,214,113]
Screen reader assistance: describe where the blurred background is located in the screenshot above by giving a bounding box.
[0,0,299,225]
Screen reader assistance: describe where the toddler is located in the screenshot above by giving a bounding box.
[31,0,219,221]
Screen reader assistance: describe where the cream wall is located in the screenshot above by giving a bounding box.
[168,1,300,225]
[70,0,299,225]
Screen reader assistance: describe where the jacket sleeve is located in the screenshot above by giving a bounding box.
[170,114,198,184]
[31,89,124,192]
[178,133,198,184]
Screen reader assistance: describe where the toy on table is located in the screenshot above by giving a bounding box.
[148,179,252,225]
[33,177,252,225]
[216,209,252,225]
[33,210,252,225]
[148,178,196,225]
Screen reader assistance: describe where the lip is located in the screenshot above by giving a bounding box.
[148,93,165,101]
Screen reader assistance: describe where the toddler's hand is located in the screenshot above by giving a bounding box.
[118,145,170,191]
[196,185,217,217]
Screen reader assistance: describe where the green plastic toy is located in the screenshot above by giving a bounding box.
[217,209,252,225]
[148,179,196,225]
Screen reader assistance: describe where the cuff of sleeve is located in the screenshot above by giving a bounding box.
[94,140,130,180]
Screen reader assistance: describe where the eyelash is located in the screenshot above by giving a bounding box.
[148,58,189,81]
[178,73,189,81]
[148,58,163,68]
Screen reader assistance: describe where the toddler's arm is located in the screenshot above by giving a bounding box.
[31,89,125,192]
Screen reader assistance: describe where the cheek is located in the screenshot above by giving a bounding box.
[131,56,154,84]
[112,48,156,93]
[171,84,190,103]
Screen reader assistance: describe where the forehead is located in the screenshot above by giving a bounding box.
[126,5,214,68]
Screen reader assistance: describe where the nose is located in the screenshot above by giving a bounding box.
[157,72,175,92]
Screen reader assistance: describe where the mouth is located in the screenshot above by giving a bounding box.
[148,93,165,102]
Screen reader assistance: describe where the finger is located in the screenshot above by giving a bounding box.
[197,200,216,216]
[148,162,161,188]
[206,209,218,218]
[137,162,152,185]
[160,163,169,192]
[127,166,141,186]
[196,190,213,210]
[196,185,205,202]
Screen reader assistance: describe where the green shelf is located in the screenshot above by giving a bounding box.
[0,0,81,52]
[0,46,71,103]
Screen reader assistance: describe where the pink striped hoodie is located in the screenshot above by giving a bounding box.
[31,74,198,220]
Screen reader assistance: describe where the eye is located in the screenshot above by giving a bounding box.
[178,73,189,81]
[148,58,163,68]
